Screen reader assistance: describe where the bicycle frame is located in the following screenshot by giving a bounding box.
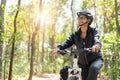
[58,48,92,80]
[67,56,82,80]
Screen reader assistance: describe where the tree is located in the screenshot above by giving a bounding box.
[8,0,21,80]
[28,0,42,80]
[71,0,74,33]
[114,0,120,36]
[0,0,7,79]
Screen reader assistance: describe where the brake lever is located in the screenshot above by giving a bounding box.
[84,48,92,52]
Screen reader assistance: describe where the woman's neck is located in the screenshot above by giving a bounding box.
[81,26,88,33]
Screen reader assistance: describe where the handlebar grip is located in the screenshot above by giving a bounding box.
[58,50,68,55]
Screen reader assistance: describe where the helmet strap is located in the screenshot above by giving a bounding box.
[79,20,89,26]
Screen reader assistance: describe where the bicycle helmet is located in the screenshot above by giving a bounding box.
[77,10,93,25]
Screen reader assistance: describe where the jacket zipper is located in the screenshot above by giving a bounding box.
[83,39,88,65]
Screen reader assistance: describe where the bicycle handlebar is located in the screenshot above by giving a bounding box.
[57,48,93,55]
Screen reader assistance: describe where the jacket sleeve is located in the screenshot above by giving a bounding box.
[93,29,102,47]
[57,33,75,50]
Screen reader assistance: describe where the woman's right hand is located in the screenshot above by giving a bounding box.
[52,48,59,55]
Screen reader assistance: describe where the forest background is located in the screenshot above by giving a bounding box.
[0,0,120,80]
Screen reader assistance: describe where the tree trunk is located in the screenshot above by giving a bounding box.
[114,0,120,35]
[71,0,74,33]
[41,23,45,64]
[28,31,36,80]
[103,0,107,33]
[93,2,98,28]
[103,15,107,33]
[8,0,21,80]
[28,34,31,61]
[28,0,42,80]
[104,59,108,72]
[70,0,74,66]
[3,60,6,80]
[0,0,6,79]
[35,35,40,74]
[41,28,45,66]
[51,24,56,73]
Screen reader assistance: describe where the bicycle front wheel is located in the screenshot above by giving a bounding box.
[67,76,79,80]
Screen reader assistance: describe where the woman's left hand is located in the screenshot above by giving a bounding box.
[92,44,100,53]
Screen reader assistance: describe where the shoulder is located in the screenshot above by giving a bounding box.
[88,27,98,33]
[88,26,96,31]
[71,29,80,36]
[68,29,80,39]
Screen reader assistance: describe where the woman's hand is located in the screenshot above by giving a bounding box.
[92,44,101,53]
[52,48,59,55]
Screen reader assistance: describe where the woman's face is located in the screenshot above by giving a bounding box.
[78,15,89,26]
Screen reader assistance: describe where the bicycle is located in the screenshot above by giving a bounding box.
[58,48,93,80]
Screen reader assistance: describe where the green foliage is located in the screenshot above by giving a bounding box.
[101,31,120,79]
[2,0,120,80]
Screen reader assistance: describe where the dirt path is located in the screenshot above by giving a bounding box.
[19,73,104,80]
[38,73,60,80]
[32,74,102,80]
[18,73,60,80]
